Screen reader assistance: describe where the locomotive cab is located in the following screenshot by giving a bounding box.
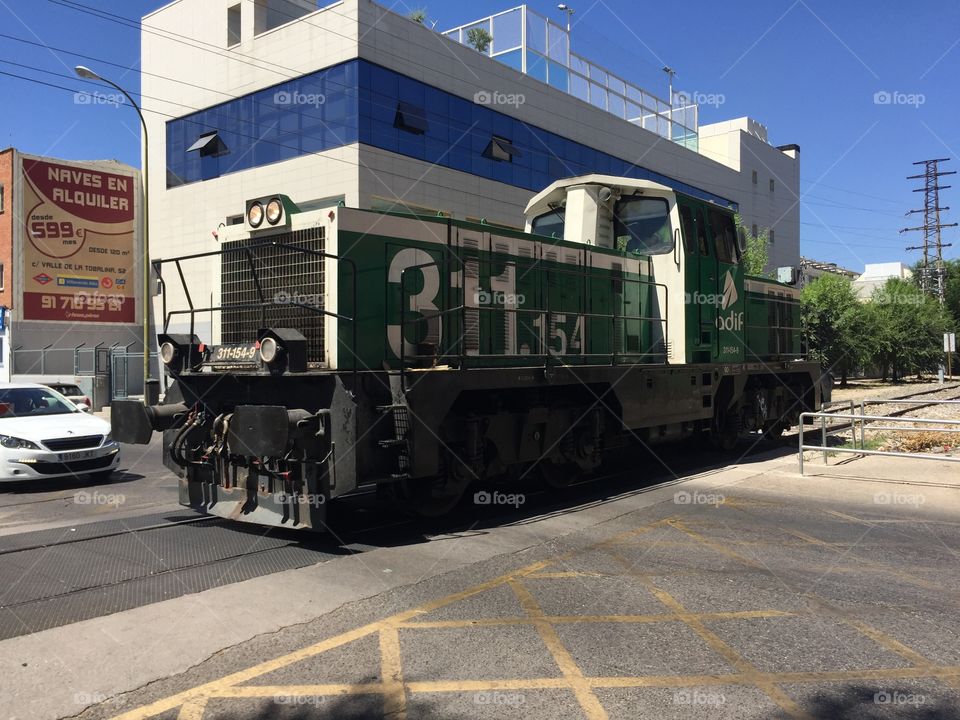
[524,175,744,366]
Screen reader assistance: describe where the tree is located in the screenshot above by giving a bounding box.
[466,27,492,54]
[800,274,869,386]
[868,279,952,381]
[734,214,771,277]
[407,8,428,24]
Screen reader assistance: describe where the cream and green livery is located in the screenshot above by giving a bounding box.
[113,175,821,530]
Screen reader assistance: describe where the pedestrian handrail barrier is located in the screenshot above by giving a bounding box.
[799,398,960,475]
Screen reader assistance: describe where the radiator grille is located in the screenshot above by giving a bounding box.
[221,227,326,365]
[43,435,104,451]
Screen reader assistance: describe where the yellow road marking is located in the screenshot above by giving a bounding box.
[608,554,812,720]
[190,663,960,699]
[175,698,207,720]
[380,625,406,719]
[398,609,800,630]
[509,579,609,720]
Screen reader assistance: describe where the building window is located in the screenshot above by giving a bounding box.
[769,228,775,244]
[0,263,4,289]
[769,178,775,192]
[0,183,4,213]
[394,102,427,134]
[752,170,758,185]
[227,4,241,47]
[483,136,520,163]
[751,223,758,238]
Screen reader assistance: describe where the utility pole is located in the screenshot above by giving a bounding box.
[900,158,956,302]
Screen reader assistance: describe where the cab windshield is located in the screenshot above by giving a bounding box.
[614,197,672,254]
[531,207,565,238]
[0,388,78,418]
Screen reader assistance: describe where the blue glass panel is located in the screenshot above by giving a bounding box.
[570,73,589,102]
[547,61,568,92]
[492,8,522,52]
[398,75,425,106]
[547,23,567,62]
[608,93,625,119]
[526,10,546,54]
[494,48,523,72]
[527,50,547,82]
[589,83,607,110]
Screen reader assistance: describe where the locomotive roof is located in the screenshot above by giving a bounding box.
[524,174,674,215]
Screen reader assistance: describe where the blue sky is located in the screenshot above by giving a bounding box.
[1,0,959,271]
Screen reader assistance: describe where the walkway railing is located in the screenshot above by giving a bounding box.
[798,398,960,475]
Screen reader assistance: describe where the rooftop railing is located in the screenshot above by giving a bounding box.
[442,5,698,151]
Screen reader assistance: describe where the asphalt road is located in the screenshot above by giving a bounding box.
[64,449,960,720]
[0,430,799,644]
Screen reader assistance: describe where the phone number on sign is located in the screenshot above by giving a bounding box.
[40,293,127,312]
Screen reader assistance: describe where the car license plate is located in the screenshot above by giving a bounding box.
[60,450,95,462]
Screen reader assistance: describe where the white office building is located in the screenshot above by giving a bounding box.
[142,0,801,327]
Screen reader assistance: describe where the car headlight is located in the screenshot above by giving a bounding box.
[0,435,41,450]
[104,432,114,445]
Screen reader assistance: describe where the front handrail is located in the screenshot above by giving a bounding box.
[154,241,358,377]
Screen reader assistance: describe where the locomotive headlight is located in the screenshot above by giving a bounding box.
[247,201,264,228]
[259,336,281,364]
[159,342,178,365]
[265,198,283,225]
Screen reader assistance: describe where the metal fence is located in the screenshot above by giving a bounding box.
[798,399,960,475]
[11,343,156,402]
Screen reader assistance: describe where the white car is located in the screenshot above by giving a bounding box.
[0,383,120,483]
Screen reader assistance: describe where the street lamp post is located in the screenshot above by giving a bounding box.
[662,66,676,108]
[557,3,575,33]
[75,65,152,401]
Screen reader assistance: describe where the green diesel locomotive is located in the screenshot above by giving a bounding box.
[113,174,822,529]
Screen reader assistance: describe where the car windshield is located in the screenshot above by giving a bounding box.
[0,388,78,418]
[54,385,82,396]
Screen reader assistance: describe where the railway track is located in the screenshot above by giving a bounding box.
[2,382,954,642]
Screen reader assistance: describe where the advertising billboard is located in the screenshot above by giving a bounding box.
[20,158,137,323]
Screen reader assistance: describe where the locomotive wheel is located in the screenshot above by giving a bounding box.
[539,459,580,489]
[396,473,470,518]
[762,421,789,440]
[710,410,740,452]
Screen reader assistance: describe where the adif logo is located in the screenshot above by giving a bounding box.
[716,269,744,332]
[720,270,738,310]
